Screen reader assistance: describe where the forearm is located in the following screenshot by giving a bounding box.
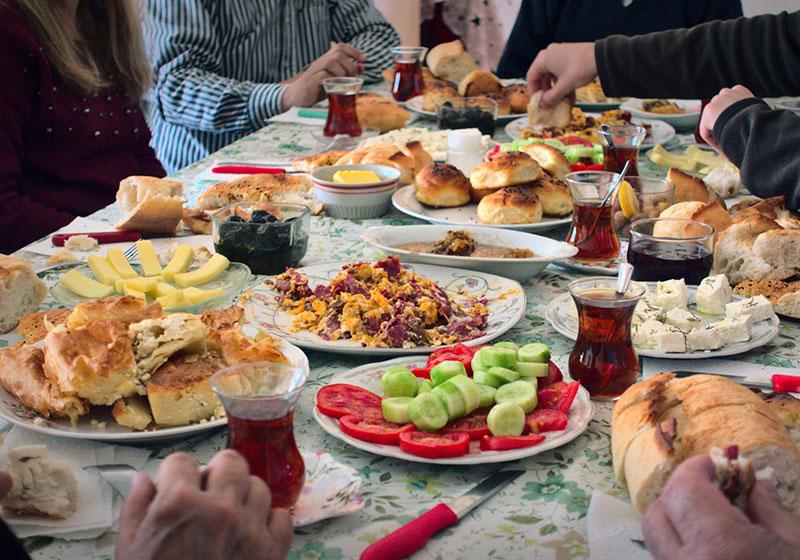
[330,0,399,81]
[596,12,800,99]
[714,100,800,211]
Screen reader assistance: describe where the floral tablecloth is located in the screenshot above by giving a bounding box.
[10,111,799,560]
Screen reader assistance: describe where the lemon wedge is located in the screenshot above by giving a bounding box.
[332,170,382,184]
[617,180,639,219]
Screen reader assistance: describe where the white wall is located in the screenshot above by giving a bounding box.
[373,0,421,45]
[742,0,800,15]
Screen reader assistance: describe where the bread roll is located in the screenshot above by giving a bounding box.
[528,175,573,217]
[422,81,459,112]
[426,40,478,85]
[519,144,571,180]
[470,151,541,189]
[654,201,732,237]
[666,168,721,204]
[292,150,349,173]
[357,94,410,132]
[414,163,471,207]
[478,92,510,115]
[504,84,530,114]
[612,374,800,514]
[115,176,185,235]
[0,254,47,334]
[527,90,572,128]
[457,70,502,97]
[1,444,77,519]
[477,186,543,224]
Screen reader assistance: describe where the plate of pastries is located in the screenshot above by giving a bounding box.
[392,148,574,232]
[0,286,308,442]
[387,40,531,123]
[574,78,626,111]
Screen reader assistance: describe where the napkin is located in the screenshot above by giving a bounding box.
[267,106,327,127]
[587,492,652,560]
[0,428,150,540]
[642,357,800,385]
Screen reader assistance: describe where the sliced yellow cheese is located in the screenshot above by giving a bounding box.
[124,285,147,300]
[173,254,229,288]
[182,287,225,304]
[156,290,191,310]
[144,275,163,282]
[136,240,162,277]
[153,282,177,297]
[107,248,138,279]
[162,245,194,281]
[87,255,122,285]
[115,279,125,293]
[125,277,158,293]
[60,269,114,298]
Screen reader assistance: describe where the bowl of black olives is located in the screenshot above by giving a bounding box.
[212,202,310,275]
[436,97,497,136]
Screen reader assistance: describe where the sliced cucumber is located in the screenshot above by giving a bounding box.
[479,346,517,369]
[446,375,481,415]
[518,343,550,363]
[473,369,506,388]
[432,383,466,419]
[477,384,497,408]
[488,366,519,384]
[408,393,449,432]
[493,341,519,351]
[380,368,418,398]
[516,362,549,380]
[487,402,525,436]
[471,352,486,374]
[430,361,467,387]
[381,397,413,424]
[418,379,433,394]
[495,380,539,413]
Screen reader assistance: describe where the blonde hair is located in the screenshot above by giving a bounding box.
[12,0,151,99]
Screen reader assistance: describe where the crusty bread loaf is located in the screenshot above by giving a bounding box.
[470,151,542,190]
[426,40,477,85]
[666,168,721,204]
[1,444,77,519]
[292,150,349,173]
[654,201,732,237]
[335,142,432,185]
[414,163,471,208]
[357,94,410,132]
[735,196,800,230]
[457,70,502,97]
[477,186,543,224]
[0,255,47,334]
[197,173,321,213]
[527,90,572,128]
[115,176,185,234]
[519,144,572,180]
[612,374,800,514]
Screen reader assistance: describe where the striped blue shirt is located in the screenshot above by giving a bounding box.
[142,0,400,173]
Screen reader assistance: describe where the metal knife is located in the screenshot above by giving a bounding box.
[359,469,525,560]
[672,370,772,389]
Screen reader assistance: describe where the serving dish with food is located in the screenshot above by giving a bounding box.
[575,78,626,111]
[619,98,701,131]
[547,276,781,359]
[313,341,593,465]
[242,257,525,356]
[360,226,577,282]
[357,127,493,162]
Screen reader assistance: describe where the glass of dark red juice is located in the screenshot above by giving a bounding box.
[627,218,714,284]
[211,361,308,509]
[601,125,646,176]
[390,46,427,102]
[565,171,622,262]
[323,77,363,137]
[568,277,645,400]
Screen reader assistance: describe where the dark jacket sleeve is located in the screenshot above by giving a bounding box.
[497,1,559,79]
[713,99,800,211]
[596,11,800,99]
[132,110,166,178]
[684,0,743,26]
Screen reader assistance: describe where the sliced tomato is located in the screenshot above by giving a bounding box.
[442,410,490,440]
[426,344,479,375]
[398,431,470,458]
[537,381,580,414]
[412,367,432,379]
[339,415,414,445]
[526,409,568,433]
[316,384,382,419]
[559,135,593,147]
[537,361,564,389]
[479,434,545,451]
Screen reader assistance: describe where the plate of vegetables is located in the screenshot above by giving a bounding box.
[496,138,605,173]
[313,342,593,464]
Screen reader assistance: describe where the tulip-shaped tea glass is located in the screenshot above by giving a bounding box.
[568,277,645,400]
[211,361,308,508]
[391,46,427,101]
[323,77,363,137]
[602,125,647,175]
[565,171,622,262]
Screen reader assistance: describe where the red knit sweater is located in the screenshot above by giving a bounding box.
[0,2,165,253]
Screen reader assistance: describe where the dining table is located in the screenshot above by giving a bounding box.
[7,92,800,560]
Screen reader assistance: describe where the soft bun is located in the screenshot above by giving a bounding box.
[519,144,571,180]
[427,40,477,85]
[458,70,503,97]
[422,81,459,112]
[528,175,573,217]
[478,92,510,116]
[654,201,732,237]
[470,151,541,190]
[477,186,543,224]
[414,163,471,208]
[504,84,530,114]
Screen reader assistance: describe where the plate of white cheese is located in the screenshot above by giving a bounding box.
[546,274,781,359]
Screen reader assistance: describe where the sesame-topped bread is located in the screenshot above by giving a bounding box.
[0,254,47,335]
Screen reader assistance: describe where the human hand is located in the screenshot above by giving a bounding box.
[116,450,293,560]
[699,85,755,152]
[282,43,365,110]
[526,42,596,109]
[642,454,800,560]
[0,470,11,501]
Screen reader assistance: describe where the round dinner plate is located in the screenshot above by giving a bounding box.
[313,356,593,465]
[392,185,573,233]
[619,98,701,131]
[504,114,676,148]
[575,101,624,112]
[545,283,781,359]
[0,339,308,443]
[242,261,526,356]
[404,95,525,124]
[552,241,629,276]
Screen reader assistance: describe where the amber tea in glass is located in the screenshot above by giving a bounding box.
[323,77,363,137]
[391,46,427,101]
[565,171,621,261]
[602,125,646,176]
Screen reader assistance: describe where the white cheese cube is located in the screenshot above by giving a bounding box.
[695,274,732,315]
[633,299,665,326]
[687,326,725,351]
[655,325,687,353]
[632,318,663,347]
[664,307,700,333]
[655,279,688,310]
[725,295,776,323]
[711,315,753,344]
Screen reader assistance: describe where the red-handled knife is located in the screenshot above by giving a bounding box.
[359,469,524,560]
[772,374,800,394]
[52,231,142,247]
[210,165,304,175]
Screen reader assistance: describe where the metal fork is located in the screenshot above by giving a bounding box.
[123,243,138,261]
